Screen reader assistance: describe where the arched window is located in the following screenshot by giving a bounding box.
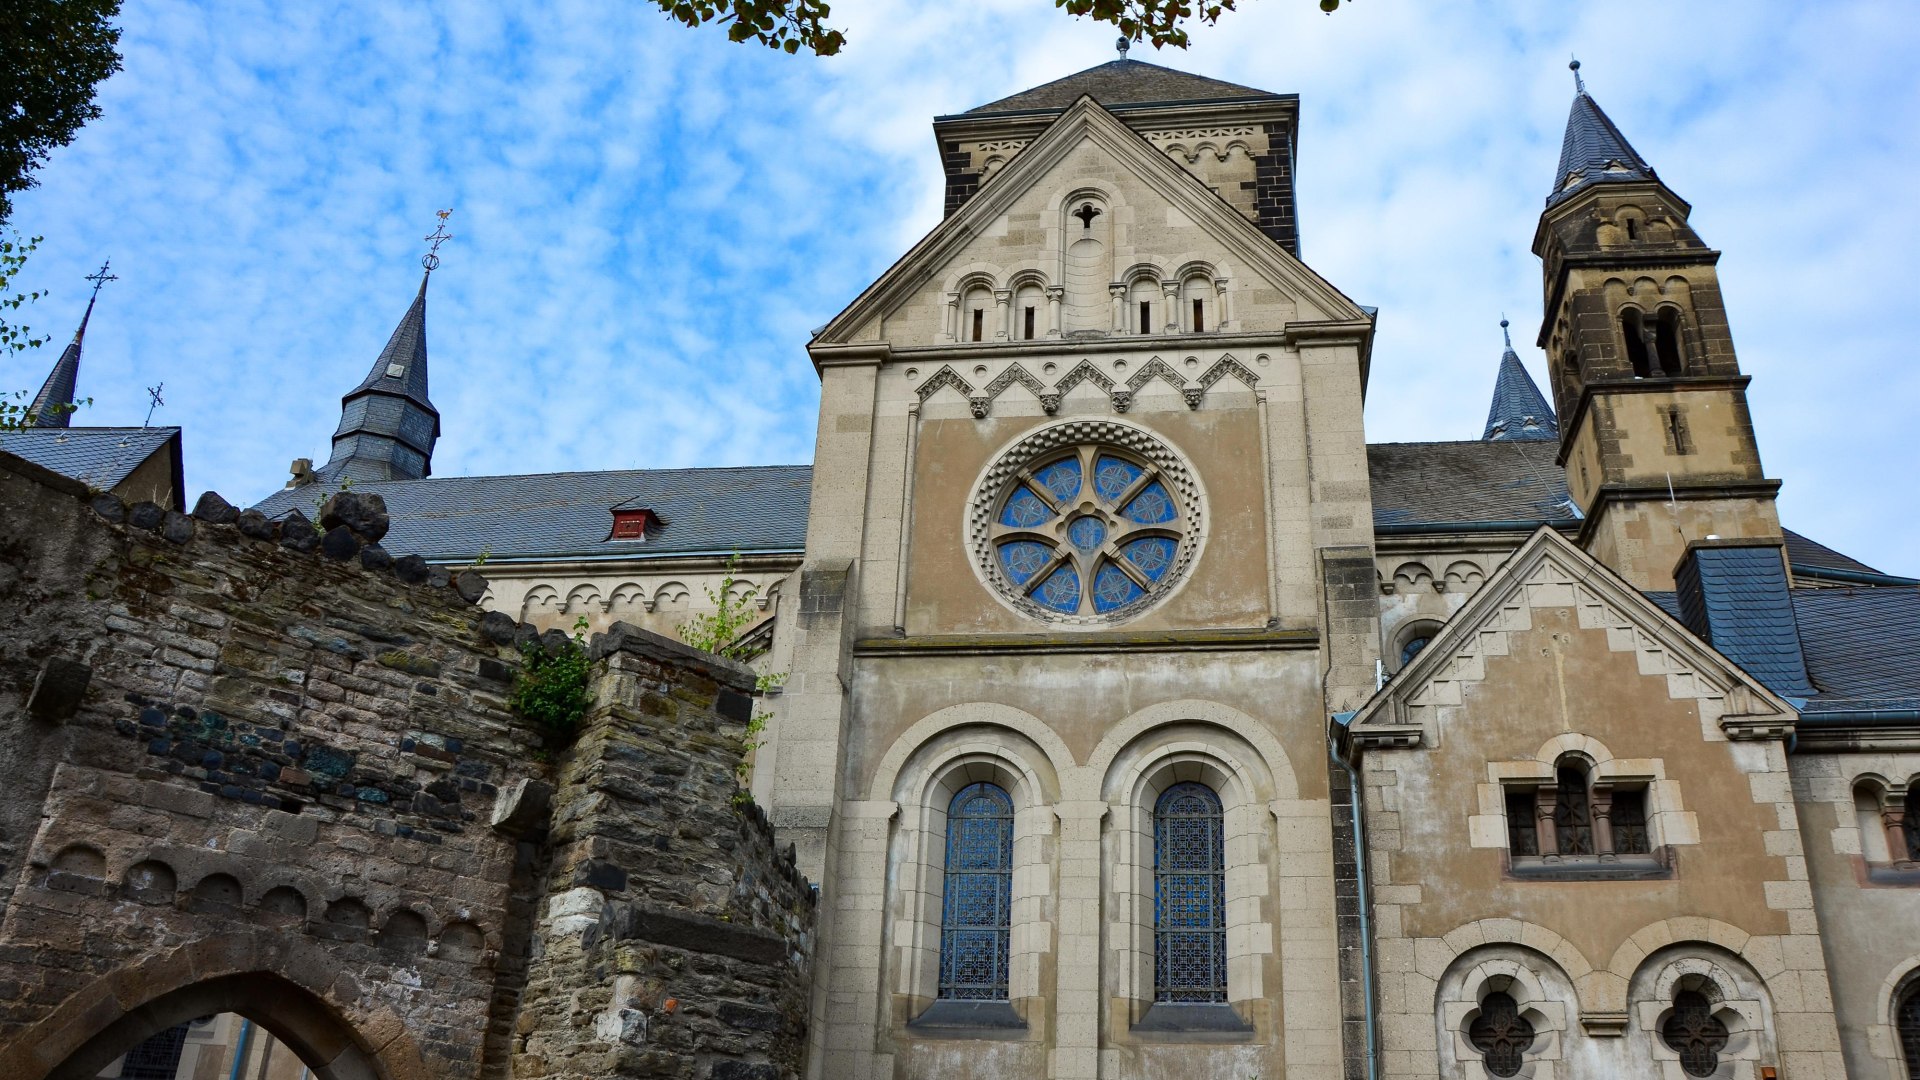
[1655,308,1686,375]
[1553,762,1594,856]
[1899,984,1920,1076]
[1399,635,1431,667]
[1621,309,1653,378]
[1467,991,1536,1077]
[1154,782,1226,1003]
[1905,790,1920,862]
[1662,989,1730,1077]
[938,782,1014,1001]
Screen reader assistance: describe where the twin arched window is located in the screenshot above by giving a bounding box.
[938,783,1014,1001]
[1620,307,1686,378]
[1153,782,1227,1003]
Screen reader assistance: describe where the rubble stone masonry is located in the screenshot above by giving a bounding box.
[0,451,812,1080]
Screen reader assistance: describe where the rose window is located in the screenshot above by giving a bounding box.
[976,429,1198,624]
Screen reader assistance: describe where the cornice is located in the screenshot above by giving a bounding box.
[853,626,1317,658]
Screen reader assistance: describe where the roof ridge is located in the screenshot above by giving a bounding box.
[963,57,1280,116]
[293,461,814,489]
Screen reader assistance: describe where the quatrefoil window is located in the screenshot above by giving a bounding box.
[989,445,1186,619]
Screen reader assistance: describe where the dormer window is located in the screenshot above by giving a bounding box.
[386,363,406,378]
[608,507,663,541]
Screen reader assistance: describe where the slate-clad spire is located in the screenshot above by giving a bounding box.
[1547,62,1656,207]
[318,270,442,482]
[26,296,92,428]
[1483,318,1558,441]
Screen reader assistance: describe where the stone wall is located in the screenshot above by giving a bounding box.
[0,451,812,1080]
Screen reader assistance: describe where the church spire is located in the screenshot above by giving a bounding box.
[1548,61,1657,207]
[316,213,450,483]
[1482,317,1557,441]
[28,260,116,428]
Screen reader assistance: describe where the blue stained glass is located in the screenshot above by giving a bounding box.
[1153,782,1225,1003]
[999,485,1053,528]
[939,783,1013,1000]
[1067,516,1107,552]
[1034,565,1080,613]
[1033,457,1082,502]
[1092,563,1145,612]
[998,541,1052,586]
[1121,537,1177,582]
[1093,455,1143,502]
[1122,481,1176,524]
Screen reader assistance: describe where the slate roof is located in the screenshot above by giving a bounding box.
[1791,587,1920,713]
[1368,440,1578,528]
[963,59,1281,116]
[346,273,434,408]
[253,464,812,562]
[1548,91,1657,208]
[1,426,179,491]
[1674,545,1815,697]
[27,294,96,429]
[1783,530,1884,577]
[1482,324,1558,442]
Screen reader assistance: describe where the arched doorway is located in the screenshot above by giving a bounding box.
[36,973,394,1080]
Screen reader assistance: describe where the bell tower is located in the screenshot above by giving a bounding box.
[1535,63,1782,590]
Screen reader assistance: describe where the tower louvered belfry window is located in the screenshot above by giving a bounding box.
[938,782,1014,1001]
[1154,782,1227,1003]
[1466,991,1535,1077]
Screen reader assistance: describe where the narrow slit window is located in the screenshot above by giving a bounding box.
[1506,790,1539,857]
[938,782,1013,1001]
[1023,306,1036,340]
[1655,308,1686,375]
[1140,300,1152,335]
[1626,218,1639,240]
[1154,782,1226,1003]
[971,308,984,343]
[1192,298,1205,333]
[1610,789,1650,855]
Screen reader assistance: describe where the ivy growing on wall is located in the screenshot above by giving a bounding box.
[509,616,592,746]
[679,555,786,800]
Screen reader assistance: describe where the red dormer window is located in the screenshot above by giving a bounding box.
[609,508,662,541]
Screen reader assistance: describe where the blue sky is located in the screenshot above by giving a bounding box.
[8,0,1919,573]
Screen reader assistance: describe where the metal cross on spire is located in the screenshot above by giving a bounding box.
[421,209,454,273]
[142,383,165,428]
[85,259,118,300]
[1570,58,1585,94]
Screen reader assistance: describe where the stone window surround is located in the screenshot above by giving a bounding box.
[1851,774,1920,873]
[1468,733,1700,874]
[888,742,1057,1037]
[1436,948,1570,1080]
[1631,950,1774,1080]
[1103,733,1274,1035]
[1868,959,1920,1079]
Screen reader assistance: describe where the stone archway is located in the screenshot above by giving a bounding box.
[0,936,428,1080]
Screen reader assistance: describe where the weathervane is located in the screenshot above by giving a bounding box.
[422,209,454,273]
[143,383,165,428]
[1116,36,1129,59]
[1570,57,1585,94]
[85,258,118,300]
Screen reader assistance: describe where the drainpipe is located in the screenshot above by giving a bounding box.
[1330,710,1380,1080]
[227,1018,255,1080]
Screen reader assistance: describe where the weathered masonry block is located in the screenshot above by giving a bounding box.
[0,451,812,1079]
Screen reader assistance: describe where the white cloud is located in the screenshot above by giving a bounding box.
[8,0,1917,572]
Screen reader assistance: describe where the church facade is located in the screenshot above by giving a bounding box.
[237,55,1920,1080]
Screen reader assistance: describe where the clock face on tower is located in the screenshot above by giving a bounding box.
[968,420,1204,625]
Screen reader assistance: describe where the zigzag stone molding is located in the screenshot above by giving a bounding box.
[913,356,1260,418]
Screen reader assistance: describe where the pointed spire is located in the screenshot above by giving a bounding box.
[27,260,116,427]
[1547,62,1656,207]
[318,213,450,483]
[1483,317,1559,441]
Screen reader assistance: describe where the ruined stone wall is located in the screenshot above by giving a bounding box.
[0,452,812,1080]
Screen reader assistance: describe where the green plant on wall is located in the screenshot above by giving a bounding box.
[678,554,786,797]
[508,615,592,746]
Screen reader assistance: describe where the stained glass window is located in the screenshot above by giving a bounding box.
[1466,991,1535,1077]
[987,444,1189,621]
[1662,989,1729,1077]
[1610,789,1650,855]
[1399,635,1431,666]
[1898,986,1920,1076]
[1553,764,1593,856]
[1154,782,1226,1003]
[939,783,1014,1001]
[116,1022,190,1079]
